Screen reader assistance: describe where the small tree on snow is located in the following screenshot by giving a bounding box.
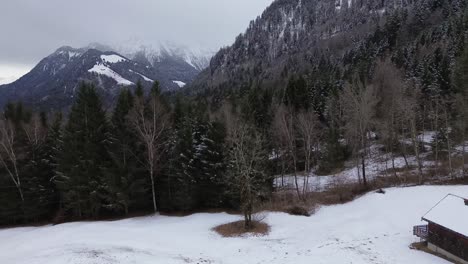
[225,108,267,229]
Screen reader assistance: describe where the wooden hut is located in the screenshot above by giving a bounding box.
[414,194,468,264]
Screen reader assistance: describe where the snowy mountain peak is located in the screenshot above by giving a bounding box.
[0,44,205,110]
[114,40,214,71]
[53,46,85,60]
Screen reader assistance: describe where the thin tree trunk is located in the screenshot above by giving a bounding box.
[400,121,410,169]
[289,112,301,200]
[293,161,301,200]
[434,101,439,176]
[355,154,361,185]
[445,107,453,178]
[279,152,285,187]
[463,127,466,178]
[150,169,157,212]
[303,145,310,195]
[411,120,424,184]
[391,150,397,179]
[361,153,367,187]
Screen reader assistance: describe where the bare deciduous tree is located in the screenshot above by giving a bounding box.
[0,118,24,201]
[454,94,468,177]
[272,104,301,198]
[374,60,408,181]
[225,106,267,229]
[22,113,48,158]
[401,83,424,183]
[340,80,378,187]
[296,110,321,194]
[129,91,169,212]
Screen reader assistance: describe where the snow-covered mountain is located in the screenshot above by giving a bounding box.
[114,41,214,72]
[0,44,212,110]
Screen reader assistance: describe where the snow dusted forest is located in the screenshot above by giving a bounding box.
[1,51,468,227]
[1,0,468,263]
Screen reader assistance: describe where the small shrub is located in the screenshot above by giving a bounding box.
[286,205,311,217]
[213,220,270,237]
[376,188,386,194]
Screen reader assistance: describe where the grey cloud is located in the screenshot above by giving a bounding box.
[0,0,273,65]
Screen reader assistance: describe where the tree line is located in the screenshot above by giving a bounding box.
[1,46,468,227]
[0,81,273,228]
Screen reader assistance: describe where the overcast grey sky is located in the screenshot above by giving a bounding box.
[0,0,274,83]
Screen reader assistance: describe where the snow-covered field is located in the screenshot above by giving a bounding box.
[1,185,466,264]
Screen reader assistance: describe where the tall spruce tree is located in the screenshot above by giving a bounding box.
[21,112,57,222]
[194,120,227,208]
[55,83,112,218]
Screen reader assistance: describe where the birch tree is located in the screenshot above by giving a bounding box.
[0,118,24,202]
[129,82,169,212]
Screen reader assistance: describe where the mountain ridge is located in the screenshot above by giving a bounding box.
[0,43,212,110]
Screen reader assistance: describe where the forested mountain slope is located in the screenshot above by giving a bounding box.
[190,0,467,107]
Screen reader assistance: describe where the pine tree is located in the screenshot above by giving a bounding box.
[21,112,57,222]
[284,76,310,111]
[194,120,227,208]
[135,80,144,98]
[169,116,197,211]
[55,83,112,218]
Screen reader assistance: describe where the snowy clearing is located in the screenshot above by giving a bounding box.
[101,54,127,64]
[88,64,134,86]
[173,80,186,88]
[276,143,435,192]
[1,185,466,264]
[68,51,81,59]
[129,69,153,82]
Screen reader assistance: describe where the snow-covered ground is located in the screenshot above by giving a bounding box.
[274,129,468,192]
[128,69,153,82]
[2,185,466,264]
[276,144,434,192]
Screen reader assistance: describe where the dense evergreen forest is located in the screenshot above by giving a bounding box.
[1,1,468,227]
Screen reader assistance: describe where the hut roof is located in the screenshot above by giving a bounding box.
[422,194,468,238]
